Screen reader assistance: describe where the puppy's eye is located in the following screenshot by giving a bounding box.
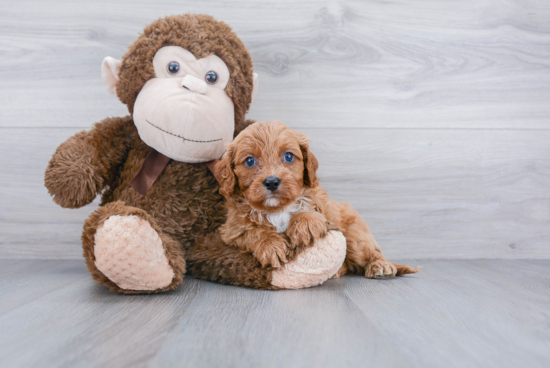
[283,152,294,163]
[245,156,256,167]
[167,61,180,75]
[205,70,218,85]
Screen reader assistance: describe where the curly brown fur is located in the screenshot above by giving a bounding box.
[45,131,103,209]
[216,121,420,277]
[45,14,269,293]
[187,232,277,290]
[44,116,135,208]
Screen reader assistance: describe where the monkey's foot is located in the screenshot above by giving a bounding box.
[94,215,175,291]
[271,230,346,289]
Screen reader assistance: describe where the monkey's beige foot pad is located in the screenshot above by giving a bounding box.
[271,230,346,289]
[94,215,175,291]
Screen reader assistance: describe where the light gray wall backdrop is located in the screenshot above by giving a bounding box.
[1,0,549,259]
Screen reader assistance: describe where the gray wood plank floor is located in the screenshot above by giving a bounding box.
[0,259,549,368]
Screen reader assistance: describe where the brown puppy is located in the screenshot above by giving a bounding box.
[215,121,419,278]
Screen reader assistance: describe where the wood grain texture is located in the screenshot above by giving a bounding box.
[0,0,549,129]
[0,259,549,368]
[1,127,549,259]
[0,0,549,259]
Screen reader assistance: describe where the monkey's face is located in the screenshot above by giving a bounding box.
[132,46,235,162]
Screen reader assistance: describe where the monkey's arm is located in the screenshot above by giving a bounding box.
[44,115,135,208]
[187,229,347,290]
[186,231,278,290]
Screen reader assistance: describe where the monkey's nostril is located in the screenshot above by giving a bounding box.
[182,85,190,91]
[263,177,280,192]
[181,74,208,94]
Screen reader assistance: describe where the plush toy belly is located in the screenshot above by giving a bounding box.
[271,230,346,289]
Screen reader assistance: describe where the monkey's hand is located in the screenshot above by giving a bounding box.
[286,212,329,249]
[45,131,103,209]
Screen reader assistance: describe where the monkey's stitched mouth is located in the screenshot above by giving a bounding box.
[146,119,222,143]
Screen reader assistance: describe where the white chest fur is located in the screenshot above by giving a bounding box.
[265,197,310,233]
[266,210,293,233]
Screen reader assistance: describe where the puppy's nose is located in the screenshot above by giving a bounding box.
[263,177,280,192]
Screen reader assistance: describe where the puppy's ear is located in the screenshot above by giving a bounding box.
[298,134,319,188]
[215,145,238,197]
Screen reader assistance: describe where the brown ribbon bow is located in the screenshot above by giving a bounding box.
[129,149,219,196]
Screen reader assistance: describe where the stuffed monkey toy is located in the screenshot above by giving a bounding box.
[44,14,346,293]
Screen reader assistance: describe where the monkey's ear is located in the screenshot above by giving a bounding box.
[215,145,238,198]
[101,56,122,96]
[298,134,319,188]
[251,73,259,102]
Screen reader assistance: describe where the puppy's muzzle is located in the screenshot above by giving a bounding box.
[263,177,280,192]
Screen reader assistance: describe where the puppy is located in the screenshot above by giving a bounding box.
[215,121,419,278]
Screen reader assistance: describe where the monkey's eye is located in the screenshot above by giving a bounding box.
[283,152,295,163]
[167,61,180,75]
[205,70,218,85]
[245,156,256,167]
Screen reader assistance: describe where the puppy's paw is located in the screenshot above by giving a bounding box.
[286,212,328,248]
[365,259,397,279]
[255,235,289,268]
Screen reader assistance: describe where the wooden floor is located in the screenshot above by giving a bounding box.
[0,259,548,368]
